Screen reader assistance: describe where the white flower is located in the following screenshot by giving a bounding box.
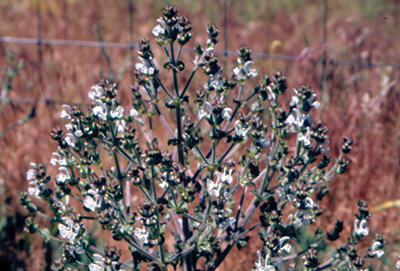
[88,85,103,101]
[116,120,127,134]
[110,106,124,119]
[92,101,124,120]
[158,180,168,189]
[193,47,214,67]
[84,189,102,211]
[27,164,41,198]
[152,19,167,38]
[266,86,276,101]
[93,105,107,120]
[286,108,305,128]
[235,120,251,137]
[209,77,224,90]
[279,236,291,253]
[89,263,103,271]
[233,59,258,81]
[60,105,72,119]
[156,18,168,29]
[65,133,77,147]
[354,219,369,237]
[56,167,70,185]
[290,89,320,109]
[134,227,149,245]
[214,169,234,185]
[370,241,384,258]
[66,244,84,255]
[152,25,165,37]
[396,256,400,269]
[244,61,258,77]
[28,182,40,198]
[233,66,241,77]
[65,123,74,131]
[135,57,156,76]
[26,169,36,181]
[291,96,300,106]
[223,191,232,199]
[198,102,213,120]
[89,254,104,271]
[207,178,223,197]
[308,94,320,109]
[73,129,82,137]
[50,153,67,166]
[130,108,140,118]
[298,127,311,146]
[222,108,232,120]
[58,217,80,242]
[257,137,270,147]
[304,197,314,209]
[84,196,97,211]
[255,251,275,271]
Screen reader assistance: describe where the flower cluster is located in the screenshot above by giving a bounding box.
[20,5,386,271]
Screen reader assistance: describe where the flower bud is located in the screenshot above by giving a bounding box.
[162,5,178,19]
[207,24,219,39]
[24,217,38,233]
[342,136,353,154]
[353,256,366,268]
[138,202,156,218]
[238,45,252,62]
[347,245,358,260]
[50,126,63,141]
[304,248,319,268]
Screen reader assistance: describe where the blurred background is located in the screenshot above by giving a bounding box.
[0,0,399,270]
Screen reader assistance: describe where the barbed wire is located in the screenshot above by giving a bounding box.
[4,97,89,105]
[1,36,400,69]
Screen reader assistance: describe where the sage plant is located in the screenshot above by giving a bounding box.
[20,5,385,271]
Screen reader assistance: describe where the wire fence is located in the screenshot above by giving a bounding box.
[2,36,400,68]
[1,0,400,136]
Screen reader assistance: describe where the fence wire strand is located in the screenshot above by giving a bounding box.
[1,36,400,68]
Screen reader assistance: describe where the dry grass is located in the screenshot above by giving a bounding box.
[0,0,399,270]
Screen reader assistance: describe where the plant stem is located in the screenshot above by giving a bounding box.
[315,257,335,270]
[170,40,193,271]
[176,45,182,62]
[151,165,166,269]
[124,236,160,263]
[180,68,197,98]
[207,241,234,271]
[182,212,202,223]
[240,113,280,229]
[167,244,196,264]
[139,186,152,201]
[234,186,247,231]
[155,77,174,99]
[195,146,210,165]
[217,142,235,164]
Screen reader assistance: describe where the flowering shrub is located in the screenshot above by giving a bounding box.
[20,5,386,271]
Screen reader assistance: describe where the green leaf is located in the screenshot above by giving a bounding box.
[245,181,256,189]
[236,236,250,250]
[39,228,52,243]
[164,62,173,69]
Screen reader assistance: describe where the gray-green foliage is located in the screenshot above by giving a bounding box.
[20,5,385,271]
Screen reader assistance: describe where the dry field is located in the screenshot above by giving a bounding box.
[0,0,399,270]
